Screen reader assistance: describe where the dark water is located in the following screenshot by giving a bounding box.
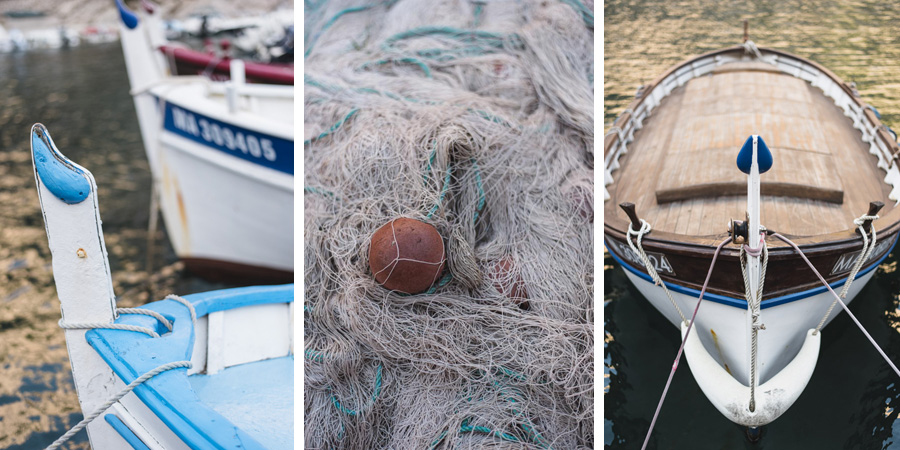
[605,1,900,448]
[0,43,232,448]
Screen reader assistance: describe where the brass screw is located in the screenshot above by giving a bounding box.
[76,248,86,258]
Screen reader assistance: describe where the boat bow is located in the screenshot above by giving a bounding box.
[682,323,820,426]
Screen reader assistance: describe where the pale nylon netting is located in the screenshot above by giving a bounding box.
[304,0,593,448]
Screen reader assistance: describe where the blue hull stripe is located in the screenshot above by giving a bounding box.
[105,414,151,450]
[160,100,294,175]
[604,238,896,310]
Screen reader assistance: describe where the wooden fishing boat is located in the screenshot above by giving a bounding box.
[116,0,294,284]
[604,42,900,428]
[32,123,294,449]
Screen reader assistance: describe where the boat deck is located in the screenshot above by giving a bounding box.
[608,61,893,237]
[189,356,293,449]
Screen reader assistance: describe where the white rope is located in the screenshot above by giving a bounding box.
[59,319,160,338]
[739,233,768,412]
[815,214,879,333]
[118,308,173,332]
[165,294,198,326]
[49,296,200,449]
[742,40,764,59]
[627,219,686,324]
[45,360,192,450]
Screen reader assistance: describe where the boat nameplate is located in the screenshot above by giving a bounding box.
[606,238,675,275]
[162,101,294,175]
[830,234,896,275]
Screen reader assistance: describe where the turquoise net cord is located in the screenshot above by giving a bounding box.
[330,364,384,416]
[305,4,378,58]
[305,308,386,419]
[304,186,339,201]
[558,0,593,29]
[304,108,360,146]
[427,366,553,449]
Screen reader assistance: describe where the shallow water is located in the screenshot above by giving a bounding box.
[605,1,900,448]
[0,43,233,448]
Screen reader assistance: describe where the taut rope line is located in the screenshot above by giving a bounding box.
[772,232,900,380]
[641,236,732,450]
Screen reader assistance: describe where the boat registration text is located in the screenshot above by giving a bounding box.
[830,235,896,275]
[162,101,294,175]
[607,238,676,275]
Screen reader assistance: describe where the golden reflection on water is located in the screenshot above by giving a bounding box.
[604,0,900,130]
[0,44,228,448]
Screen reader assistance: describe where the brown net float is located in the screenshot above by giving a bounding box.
[490,255,528,303]
[368,217,446,294]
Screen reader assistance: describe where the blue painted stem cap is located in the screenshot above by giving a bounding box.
[32,123,91,205]
[115,0,140,29]
[736,135,773,174]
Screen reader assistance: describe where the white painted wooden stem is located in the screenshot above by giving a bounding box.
[32,126,121,447]
[746,135,762,410]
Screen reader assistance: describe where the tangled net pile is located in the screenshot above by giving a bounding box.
[304,0,593,448]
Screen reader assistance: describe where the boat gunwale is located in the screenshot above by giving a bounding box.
[85,284,294,449]
[604,45,900,247]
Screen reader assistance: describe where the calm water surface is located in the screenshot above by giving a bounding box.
[0,43,232,448]
[605,1,900,448]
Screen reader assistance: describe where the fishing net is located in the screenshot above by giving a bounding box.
[304,0,594,448]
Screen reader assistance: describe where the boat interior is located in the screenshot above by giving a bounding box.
[608,60,895,238]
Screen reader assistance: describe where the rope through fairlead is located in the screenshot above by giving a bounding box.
[640,236,732,450]
[627,219,687,324]
[47,295,198,450]
[814,214,878,334]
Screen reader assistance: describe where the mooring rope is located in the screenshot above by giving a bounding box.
[627,219,687,324]
[641,236,732,450]
[739,232,768,413]
[49,296,198,449]
[46,360,192,450]
[815,214,879,333]
[742,40,764,59]
[772,232,900,379]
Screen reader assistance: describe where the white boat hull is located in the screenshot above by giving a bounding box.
[119,2,294,282]
[153,108,293,280]
[622,267,874,387]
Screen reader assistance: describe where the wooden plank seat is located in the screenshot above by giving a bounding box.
[655,146,844,204]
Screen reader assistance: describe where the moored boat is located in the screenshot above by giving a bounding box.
[115,0,294,284]
[604,42,900,429]
[32,123,294,449]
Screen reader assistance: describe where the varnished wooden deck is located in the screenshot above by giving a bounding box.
[609,61,893,237]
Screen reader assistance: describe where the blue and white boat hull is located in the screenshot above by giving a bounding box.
[32,123,294,449]
[117,0,294,283]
